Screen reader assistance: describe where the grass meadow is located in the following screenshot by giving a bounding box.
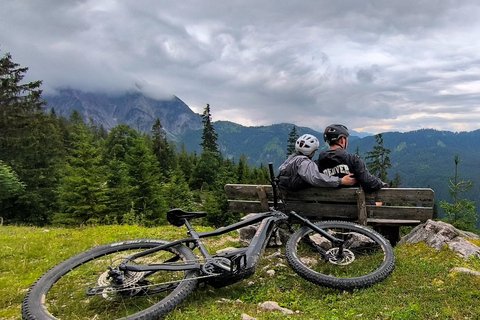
[1,225,480,320]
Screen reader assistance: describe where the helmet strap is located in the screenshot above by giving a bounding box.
[332,137,347,149]
[332,142,344,148]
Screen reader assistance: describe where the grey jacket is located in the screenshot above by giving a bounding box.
[278,154,342,191]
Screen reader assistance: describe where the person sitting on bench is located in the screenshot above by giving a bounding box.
[317,124,388,192]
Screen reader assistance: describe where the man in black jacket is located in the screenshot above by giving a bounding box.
[316,124,388,192]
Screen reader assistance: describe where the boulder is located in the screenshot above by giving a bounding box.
[398,219,480,259]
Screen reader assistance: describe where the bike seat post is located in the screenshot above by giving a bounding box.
[184,219,212,259]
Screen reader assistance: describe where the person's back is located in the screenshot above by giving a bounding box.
[317,124,388,192]
[278,134,356,191]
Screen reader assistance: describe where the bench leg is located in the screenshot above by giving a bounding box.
[373,226,401,246]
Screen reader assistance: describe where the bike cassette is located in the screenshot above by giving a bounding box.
[97,269,147,300]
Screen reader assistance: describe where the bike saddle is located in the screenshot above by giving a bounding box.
[167,208,207,227]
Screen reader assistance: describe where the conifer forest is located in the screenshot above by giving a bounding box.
[0,52,270,227]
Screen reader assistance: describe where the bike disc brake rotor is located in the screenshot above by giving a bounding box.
[326,248,355,265]
[97,270,146,300]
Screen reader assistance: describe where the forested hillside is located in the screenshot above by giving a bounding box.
[350,129,480,216]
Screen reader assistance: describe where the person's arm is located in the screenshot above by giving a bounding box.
[298,160,344,187]
[351,155,388,191]
[341,174,356,186]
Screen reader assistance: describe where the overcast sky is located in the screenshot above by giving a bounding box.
[2,1,480,134]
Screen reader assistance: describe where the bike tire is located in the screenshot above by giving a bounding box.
[285,221,395,290]
[22,239,199,320]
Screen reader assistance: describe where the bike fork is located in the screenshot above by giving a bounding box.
[289,211,346,259]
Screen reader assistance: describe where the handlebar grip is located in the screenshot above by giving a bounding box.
[268,162,275,181]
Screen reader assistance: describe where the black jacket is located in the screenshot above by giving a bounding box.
[316,148,388,192]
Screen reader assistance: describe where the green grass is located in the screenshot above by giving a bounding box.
[2,225,480,319]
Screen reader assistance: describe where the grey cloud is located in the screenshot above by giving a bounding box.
[1,0,480,133]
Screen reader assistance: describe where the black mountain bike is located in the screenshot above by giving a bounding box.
[22,164,395,320]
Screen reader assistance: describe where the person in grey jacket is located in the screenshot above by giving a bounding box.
[278,134,356,191]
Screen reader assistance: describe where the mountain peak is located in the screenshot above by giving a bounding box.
[44,89,203,135]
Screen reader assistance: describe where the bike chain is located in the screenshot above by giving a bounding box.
[93,258,225,297]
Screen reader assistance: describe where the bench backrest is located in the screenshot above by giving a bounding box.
[224,184,434,225]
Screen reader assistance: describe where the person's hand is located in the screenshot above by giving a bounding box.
[341,174,357,186]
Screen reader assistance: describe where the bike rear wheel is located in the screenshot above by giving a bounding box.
[285,221,395,290]
[22,239,198,320]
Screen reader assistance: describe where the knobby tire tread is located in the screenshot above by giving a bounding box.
[285,220,395,290]
[22,239,198,320]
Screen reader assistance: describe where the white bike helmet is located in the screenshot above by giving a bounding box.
[295,134,320,156]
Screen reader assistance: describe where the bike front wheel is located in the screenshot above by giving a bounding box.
[22,239,199,320]
[285,221,395,290]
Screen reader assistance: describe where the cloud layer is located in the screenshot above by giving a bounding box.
[2,0,480,133]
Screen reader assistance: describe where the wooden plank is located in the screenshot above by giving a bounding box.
[367,219,422,226]
[283,202,359,219]
[224,184,273,199]
[227,200,273,214]
[366,206,432,222]
[364,188,434,205]
[228,200,359,219]
[279,187,359,202]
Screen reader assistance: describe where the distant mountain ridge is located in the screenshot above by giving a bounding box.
[43,90,480,225]
[45,89,202,136]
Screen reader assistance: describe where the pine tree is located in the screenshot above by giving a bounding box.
[440,155,477,231]
[163,166,195,210]
[190,150,219,190]
[286,125,299,156]
[191,104,221,190]
[124,135,167,225]
[178,142,195,181]
[365,134,391,182]
[151,118,174,176]
[55,120,108,225]
[237,154,251,183]
[0,52,63,224]
[104,124,138,161]
[200,104,219,154]
[104,157,132,223]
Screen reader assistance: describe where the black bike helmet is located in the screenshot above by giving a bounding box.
[323,124,350,144]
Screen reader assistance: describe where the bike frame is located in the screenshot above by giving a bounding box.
[119,208,344,275]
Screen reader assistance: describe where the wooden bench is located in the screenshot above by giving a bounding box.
[224,184,434,245]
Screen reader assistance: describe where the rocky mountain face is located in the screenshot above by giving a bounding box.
[44,89,203,136]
